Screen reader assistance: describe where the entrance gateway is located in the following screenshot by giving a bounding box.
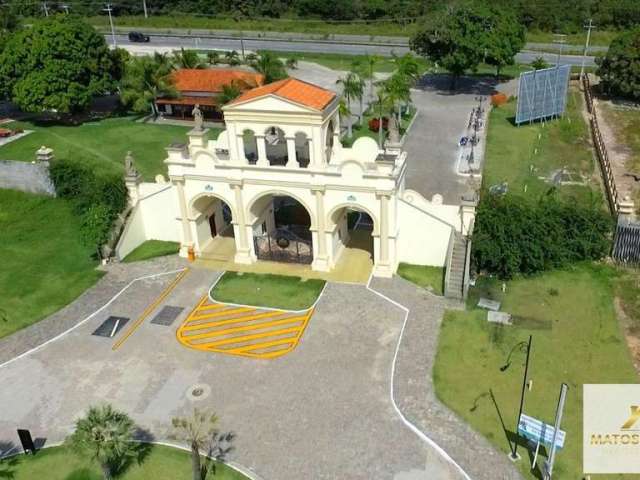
[116,77,476,279]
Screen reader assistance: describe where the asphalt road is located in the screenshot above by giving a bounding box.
[108,34,597,66]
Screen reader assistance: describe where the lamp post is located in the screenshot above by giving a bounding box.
[104,4,116,48]
[500,335,533,460]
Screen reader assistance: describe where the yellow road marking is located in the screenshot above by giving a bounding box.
[180,316,306,340]
[180,310,285,331]
[176,297,314,359]
[112,268,190,351]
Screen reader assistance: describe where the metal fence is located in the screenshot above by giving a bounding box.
[613,217,640,266]
[253,227,312,264]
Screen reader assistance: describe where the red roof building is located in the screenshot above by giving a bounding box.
[156,68,265,121]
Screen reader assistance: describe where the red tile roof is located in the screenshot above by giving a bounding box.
[170,69,264,93]
[156,96,218,106]
[228,78,336,110]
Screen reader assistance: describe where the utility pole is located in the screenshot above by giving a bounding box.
[42,2,49,17]
[544,383,568,479]
[506,335,532,461]
[581,19,595,80]
[103,4,116,48]
[61,4,70,14]
[552,33,567,67]
[142,0,148,18]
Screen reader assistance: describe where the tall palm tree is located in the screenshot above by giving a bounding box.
[374,84,393,148]
[353,54,381,102]
[224,50,241,66]
[121,55,177,117]
[336,72,365,130]
[171,408,219,480]
[391,53,422,83]
[338,98,352,138]
[66,404,138,480]
[253,51,287,83]
[383,73,412,137]
[173,48,205,69]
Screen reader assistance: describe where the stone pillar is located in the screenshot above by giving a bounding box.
[236,134,246,164]
[307,137,315,167]
[460,193,478,236]
[187,127,208,149]
[174,178,193,257]
[256,135,269,166]
[124,151,142,206]
[230,181,253,264]
[286,137,297,168]
[373,192,393,278]
[311,186,329,271]
[36,145,54,162]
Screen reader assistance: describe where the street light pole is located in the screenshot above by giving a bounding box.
[104,4,116,48]
[42,2,49,17]
[510,335,532,460]
[581,19,595,81]
[142,0,148,19]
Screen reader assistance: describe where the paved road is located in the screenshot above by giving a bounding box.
[108,34,598,66]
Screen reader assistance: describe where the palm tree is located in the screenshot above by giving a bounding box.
[66,404,138,480]
[170,408,219,480]
[374,84,392,148]
[336,72,363,137]
[219,81,242,105]
[206,51,220,65]
[338,98,352,138]
[253,51,287,83]
[383,73,412,138]
[244,52,258,65]
[173,48,205,69]
[353,54,381,102]
[121,55,177,117]
[391,53,422,83]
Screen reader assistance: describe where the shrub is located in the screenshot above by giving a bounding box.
[368,117,388,132]
[491,93,508,106]
[50,159,127,256]
[472,193,613,279]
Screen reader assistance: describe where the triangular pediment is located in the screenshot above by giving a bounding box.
[223,94,321,114]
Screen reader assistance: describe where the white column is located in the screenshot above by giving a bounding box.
[256,134,269,166]
[230,181,253,264]
[174,179,193,257]
[236,134,246,164]
[286,137,297,168]
[373,192,393,278]
[311,187,329,271]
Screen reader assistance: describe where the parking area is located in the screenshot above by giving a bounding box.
[0,266,464,479]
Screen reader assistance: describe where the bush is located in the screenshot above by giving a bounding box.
[472,193,613,279]
[50,159,127,255]
[596,27,640,102]
[368,117,388,132]
[491,93,508,106]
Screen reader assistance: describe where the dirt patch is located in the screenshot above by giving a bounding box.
[615,297,640,375]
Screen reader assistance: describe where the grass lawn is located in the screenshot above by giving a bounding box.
[211,272,325,310]
[483,88,602,205]
[123,240,180,263]
[0,189,103,338]
[0,444,248,480]
[397,263,444,296]
[434,263,637,480]
[277,51,430,73]
[0,117,199,181]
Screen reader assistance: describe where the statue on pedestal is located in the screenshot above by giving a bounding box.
[192,103,204,131]
[124,151,138,177]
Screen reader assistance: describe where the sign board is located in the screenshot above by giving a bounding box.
[518,413,566,450]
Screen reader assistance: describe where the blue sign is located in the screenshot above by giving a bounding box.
[518,414,566,449]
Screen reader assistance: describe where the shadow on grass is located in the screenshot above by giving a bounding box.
[202,431,236,480]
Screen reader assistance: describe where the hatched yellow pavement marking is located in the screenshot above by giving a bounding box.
[176,295,314,359]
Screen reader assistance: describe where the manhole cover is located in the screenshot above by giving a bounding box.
[151,305,184,326]
[92,316,129,338]
[186,384,211,401]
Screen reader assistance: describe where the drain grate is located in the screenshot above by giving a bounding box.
[151,306,184,326]
[92,316,129,338]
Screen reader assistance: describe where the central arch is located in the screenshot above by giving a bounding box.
[247,190,315,265]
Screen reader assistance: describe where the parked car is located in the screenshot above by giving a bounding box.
[128,31,150,43]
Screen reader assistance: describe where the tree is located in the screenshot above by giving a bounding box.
[173,48,205,69]
[224,50,241,66]
[219,81,242,105]
[206,51,220,65]
[596,28,640,102]
[0,15,115,113]
[373,84,394,147]
[336,72,363,137]
[531,56,549,70]
[381,73,410,143]
[170,408,219,480]
[120,55,177,117]
[352,54,381,101]
[482,7,526,78]
[253,51,287,83]
[66,404,138,480]
[410,5,489,89]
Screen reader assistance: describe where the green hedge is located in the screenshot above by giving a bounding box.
[50,159,127,256]
[472,193,613,279]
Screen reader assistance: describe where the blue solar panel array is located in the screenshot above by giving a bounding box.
[515,65,571,124]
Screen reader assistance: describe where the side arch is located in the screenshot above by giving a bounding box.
[189,192,237,220]
[326,202,379,236]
